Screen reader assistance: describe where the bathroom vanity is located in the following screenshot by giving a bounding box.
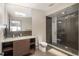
[0,3,35,56]
[0,3,36,56]
[1,36,36,56]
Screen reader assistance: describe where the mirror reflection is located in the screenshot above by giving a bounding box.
[4,4,32,37]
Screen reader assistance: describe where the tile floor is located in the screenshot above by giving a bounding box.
[32,49,56,56]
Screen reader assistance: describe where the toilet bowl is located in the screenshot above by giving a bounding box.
[39,42,47,52]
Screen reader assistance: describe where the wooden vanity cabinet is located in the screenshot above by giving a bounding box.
[13,39,30,56]
[2,38,36,56]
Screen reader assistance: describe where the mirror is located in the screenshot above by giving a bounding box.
[6,4,32,32]
[3,3,32,37]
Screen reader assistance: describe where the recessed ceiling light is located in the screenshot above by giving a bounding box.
[15,12,26,17]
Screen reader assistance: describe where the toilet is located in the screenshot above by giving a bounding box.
[39,42,47,52]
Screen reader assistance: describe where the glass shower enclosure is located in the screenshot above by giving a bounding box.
[46,4,79,55]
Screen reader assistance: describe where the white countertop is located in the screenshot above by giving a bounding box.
[1,36,36,43]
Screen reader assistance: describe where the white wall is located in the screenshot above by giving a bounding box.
[32,9,46,44]
[46,3,75,15]
[0,3,8,26]
[0,29,4,54]
[0,3,5,25]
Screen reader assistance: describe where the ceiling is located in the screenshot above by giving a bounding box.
[6,3,75,17]
[6,4,32,18]
[6,3,55,17]
[11,3,54,11]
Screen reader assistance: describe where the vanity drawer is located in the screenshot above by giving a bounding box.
[13,39,30,56]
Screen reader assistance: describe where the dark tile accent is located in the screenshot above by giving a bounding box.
[5,31,32,38]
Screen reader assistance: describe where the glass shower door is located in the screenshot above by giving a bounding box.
[57,11,78,55]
